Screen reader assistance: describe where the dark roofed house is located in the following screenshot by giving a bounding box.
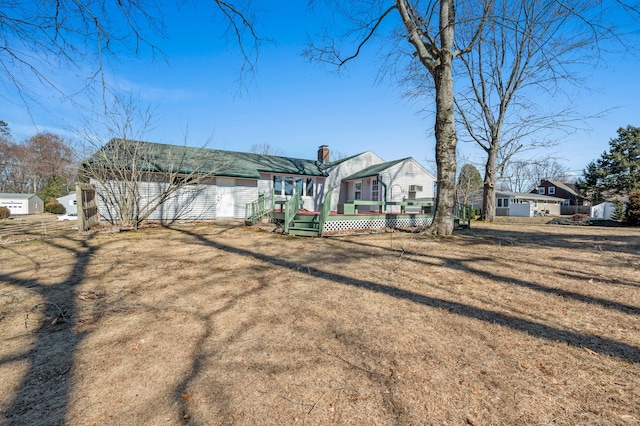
[532,179,590,214]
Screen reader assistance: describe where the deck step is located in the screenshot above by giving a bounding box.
[288,226,320,237]
[291,220,318,229]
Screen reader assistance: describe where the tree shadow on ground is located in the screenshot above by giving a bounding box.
[455,225,640,256]
[0,236,96,425]
[333,232,640,317]
[174,228,640,365]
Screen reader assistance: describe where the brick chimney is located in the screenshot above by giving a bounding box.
[318,145,330,163]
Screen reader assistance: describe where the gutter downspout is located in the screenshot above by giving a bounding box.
[377,177,387,213]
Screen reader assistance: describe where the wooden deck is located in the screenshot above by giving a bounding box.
[272,209,434,236]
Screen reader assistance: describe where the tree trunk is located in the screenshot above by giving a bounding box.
[481,143,499,221]
[429,64,457,235]
[427,0,457,236]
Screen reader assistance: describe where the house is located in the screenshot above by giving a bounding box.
[533,180,590,215]
[85,139,436,222]
[56,192,78,215]
[322,151,436,213]
[466,189,565,217]
[0,193,44,215]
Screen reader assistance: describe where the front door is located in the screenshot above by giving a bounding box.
[216,178,235,218]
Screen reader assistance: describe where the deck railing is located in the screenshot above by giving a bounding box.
[283,189,300,234]
[318,185,333,236]
[454,203,472,228]
[245,190,274,225]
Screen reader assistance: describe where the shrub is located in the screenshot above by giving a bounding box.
[45,201,66,215]
[626,190,640,226]
[0,206,10,219]
[570,213,589,222]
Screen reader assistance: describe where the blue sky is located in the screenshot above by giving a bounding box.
[2,1,639,177]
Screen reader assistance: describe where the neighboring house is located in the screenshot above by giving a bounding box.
[466,189,565,217]
[0,193,44,215]
[56,192,78,215]
[85,139,436,221]
[532,180,585,206]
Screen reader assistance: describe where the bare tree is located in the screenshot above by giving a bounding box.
[306,1,489,236]
[0,131,74,194]
[1,1,259,111]
[249,143,285,156]
[80,95,228,229]
[454,0,639,221]
[500,157,570,193]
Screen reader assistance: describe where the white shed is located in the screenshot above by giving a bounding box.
[590,202,623,220]
[0,193,44,215]
[56,192,78,215]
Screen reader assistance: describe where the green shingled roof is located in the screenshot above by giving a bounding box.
[342,158,408,181]
[86,139,329,178]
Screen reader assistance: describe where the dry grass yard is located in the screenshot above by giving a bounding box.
[1,215,639,425]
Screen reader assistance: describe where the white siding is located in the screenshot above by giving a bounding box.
[382,159,436,201]
[374,159,436,213]
[0,193,44,215]
[235,179,258,218]
[93,178,218,222]
[258,173,272,195]
[57,193,78,214]
[0,195,43,215]
[0,199,28,214]
[509,203,532,217]
[324,151,385,211]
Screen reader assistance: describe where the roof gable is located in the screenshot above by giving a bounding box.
[545,180,578,196]
[342,158,408,181]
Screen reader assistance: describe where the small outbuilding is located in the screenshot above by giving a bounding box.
[56,192,78,215]
[0,193,44,215]
[466,190,565,217]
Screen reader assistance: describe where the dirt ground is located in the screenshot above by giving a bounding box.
[1,215,639,425]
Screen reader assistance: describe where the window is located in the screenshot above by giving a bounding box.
[562,199,570,206]
[355,182,362,200]
[284,177,294,196]
[305,178,314,196]
[273,176,283,195]
[538,187,545,194]
[372,180,379,200]
[275,175,315,196]
[407,163,414,175]
[548,186,556,195]
[497,198,509,207]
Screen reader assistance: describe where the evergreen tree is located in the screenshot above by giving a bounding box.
[576,159,607,204]
[626,190,640,226]
[602,126,640,197]
[457,164,483,205]
[577,126,640,203]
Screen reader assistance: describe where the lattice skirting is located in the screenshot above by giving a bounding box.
[323,216,433,234]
